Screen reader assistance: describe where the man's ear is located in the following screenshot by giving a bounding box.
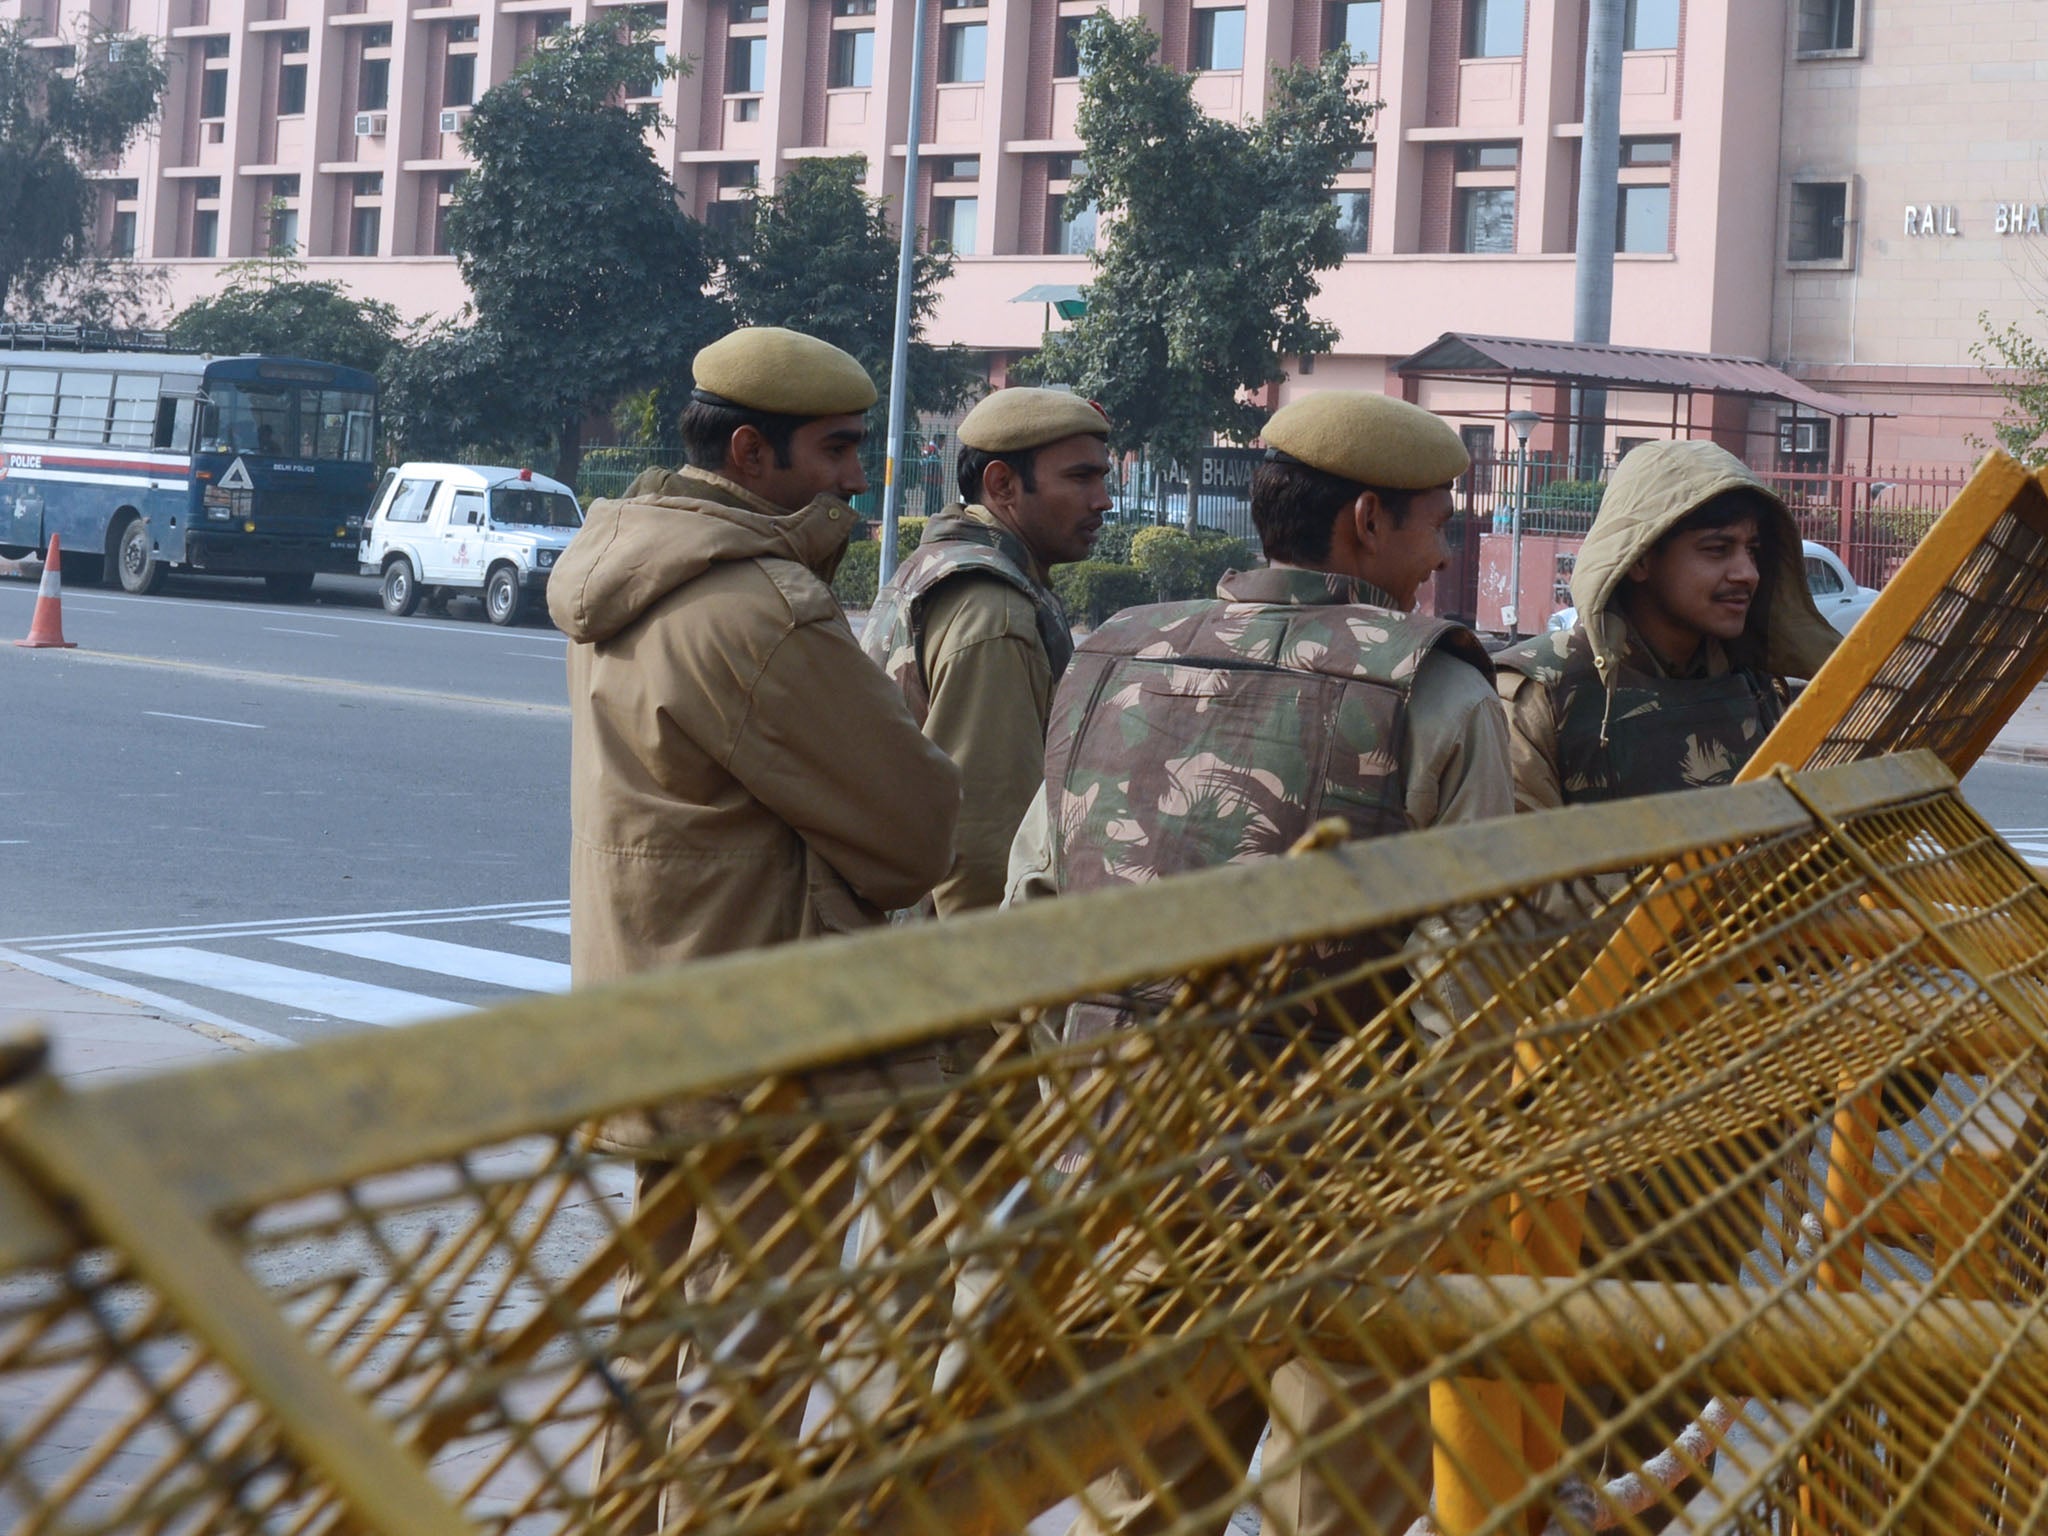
[1625,554,1653,585]
[1349,490,1380,548]
[728,424,768,478]
[980,457,1019,509]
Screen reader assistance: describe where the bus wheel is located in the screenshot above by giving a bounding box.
[116,519,166,595]
[485,565,525,626]
[264,572,315,602]
[382,557,421,617]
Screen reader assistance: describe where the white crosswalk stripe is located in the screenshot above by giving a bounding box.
[513,915,573,935]
[74,946,473,1028]
[283,931,572,992]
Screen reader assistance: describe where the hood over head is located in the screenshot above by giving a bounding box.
[1567,440,1838,682]
[545,467,856,644]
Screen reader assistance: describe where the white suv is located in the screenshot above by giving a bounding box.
[361,463,582,625]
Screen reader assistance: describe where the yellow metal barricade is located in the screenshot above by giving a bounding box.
[4,750,2048,1536]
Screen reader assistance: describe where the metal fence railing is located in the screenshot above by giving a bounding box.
[1,462,2046,1536]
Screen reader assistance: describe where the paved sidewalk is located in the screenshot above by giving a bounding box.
[0,954,257,1085]
[1981,679,2048,765]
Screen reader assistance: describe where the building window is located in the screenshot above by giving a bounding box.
[1788,179,1848,262]
[1055,13,1087,78]
[269,204,299,254]
[1622,0,1678,50]
[1044,193,1096,254]
[535,12,568,37]
[111,210,137,257]
[932,155,980,180]
[1615,184,1669,252]
[445,51,476,106]
[733,97,761,120]
[1795,0,1856,54]
[1778,412,1831,463]
[199,65,228,119]
[728,35,767,92]
[834,0,877,11]
[1332,188,1370,252]
[350,204,382,256]
[718,161,758,188]
[364,23,391,46]
[828,27,873,87]
[359,56,390,110]
[940,21,986,82]
[1327,0,1380,61]
[1621,137,1674,165]
[192,208,219,257]
[355,172,384,197]
[1455,187,1515,252]
[1456,142,1518,170]
[278,60,306,114]
[433,171,463,255]
[705,199,750,237]
[932,195,978,253]
[731,0,767,18]
[1193,7,1245,70]
[1462,0,1523,57]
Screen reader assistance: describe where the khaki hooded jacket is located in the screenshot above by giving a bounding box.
[547,466,962,987]
[1496,440,1841,811]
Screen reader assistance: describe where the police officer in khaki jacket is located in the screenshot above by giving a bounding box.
[1493,439,1839,811]
[548,326,961,1532]
[863,388,1112,915]
[1009,391,1514,1536]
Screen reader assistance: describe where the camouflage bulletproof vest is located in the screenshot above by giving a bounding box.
[861,507,1075,726]
[1495,624,1785,805]
[1045,567,1493,1042]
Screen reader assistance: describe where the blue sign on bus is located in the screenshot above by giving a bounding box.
[0,344,378,598]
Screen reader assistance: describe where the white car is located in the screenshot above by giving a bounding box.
[361,463,582,625]
[1546,539,1880,638]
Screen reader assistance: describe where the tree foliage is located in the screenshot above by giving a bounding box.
[721,156,981,422]
[385,18,724,479]
[1969,311,2048,467]
[1015,13,1373,481]
[0,21,165,314]
[169,255,403,372]
[2,253,167,327]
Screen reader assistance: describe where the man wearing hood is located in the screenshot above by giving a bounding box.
[863,387,1111,915]
[1493,439,1840,810]
[547,326,961,1530]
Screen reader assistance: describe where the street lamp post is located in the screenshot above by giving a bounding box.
[877,0,932,589]
[1505,410,1540,638]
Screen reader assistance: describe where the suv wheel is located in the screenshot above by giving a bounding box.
[382,557,421,616]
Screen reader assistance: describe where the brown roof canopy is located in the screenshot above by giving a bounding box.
[1393,332,1892,420]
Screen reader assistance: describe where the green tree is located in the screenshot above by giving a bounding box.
[0,22,165,313]
[169,254,403,372]
[1016,14,1373,499]
[398,17,725,479]
[722,156,981,423]
[1969,310,2048,467]
[4,254,167,327]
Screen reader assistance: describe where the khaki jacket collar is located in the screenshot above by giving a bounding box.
[1220,565,1402,612]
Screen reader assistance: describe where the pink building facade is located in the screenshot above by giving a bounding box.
[7,0,2041,466]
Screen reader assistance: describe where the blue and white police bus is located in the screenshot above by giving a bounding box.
[0,329,378,598]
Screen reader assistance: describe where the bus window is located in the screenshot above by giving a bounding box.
[154,396,198,452]
[2,370,57,440]
[55,372,115,443]
[110,376,158,448]
[202,381,376,461]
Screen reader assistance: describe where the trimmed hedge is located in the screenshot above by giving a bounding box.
[1129,526,1256,601]
[1052,561,1154,628]
[832,540,881,609]
[1091,523,1139,565]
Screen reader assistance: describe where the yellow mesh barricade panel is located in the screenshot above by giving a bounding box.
[1749,451,2048,778]
[1,751,2046,1536]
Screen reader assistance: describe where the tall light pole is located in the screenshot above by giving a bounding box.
[1505,409,1540,637]
[1571,0,1626,475]
[877,0,932,588]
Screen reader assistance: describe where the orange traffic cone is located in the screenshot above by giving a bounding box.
[16,533,78,649]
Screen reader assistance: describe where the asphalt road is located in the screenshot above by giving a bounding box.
[0,569,570,1044]
[1,566,2044,1048]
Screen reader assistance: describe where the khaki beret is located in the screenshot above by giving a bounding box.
[691,326,877,416]
[1261,392,1470,490]
[957,387,1111,452]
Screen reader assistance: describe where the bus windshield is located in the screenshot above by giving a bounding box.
[200,382,376,462]
[491,488,582,528]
